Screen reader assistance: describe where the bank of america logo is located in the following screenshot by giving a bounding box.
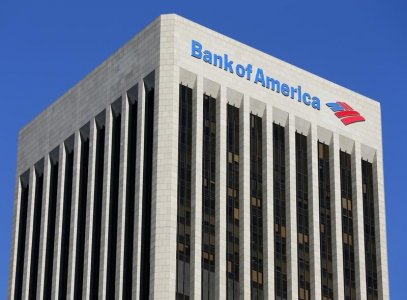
[326,102,366,126]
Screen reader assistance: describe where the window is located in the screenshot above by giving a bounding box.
[74,132,90,300]
[44,153,59,300]
[29,164,44,298]
[340,151,356,300]
[59,143,74,299]
[202,94,216,300]
[90,120,105,299]
[140,83,155,299]
[123,93,138,299]
[274,123,287,300]
[318,142,334,299]
[250,114,263,298]
[176,84,192,300]
[14,172,30,300]
[106,104,122,299]
[296,133,310,300]
[226,104,239,299]
[362,160,378,300]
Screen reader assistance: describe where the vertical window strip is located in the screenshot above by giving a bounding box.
[123,99,137,299]
[250,114,263,299]
[176,84,192,299]
[140,86,154,299]
[107,109,122,299]
[74,136,90,300]
[44,159,59,300]
[15,175,30,300]
[28,169,43,297]
[340,151,356,300]
[201,94,216,300]
[28,167,44,298]
[226,105,240,299]
[295,133,310,300]
[273,123,287,300]
[90,125,105,299]
[362,160,378,300]
[318,142,334,300]
[59,148,74,299]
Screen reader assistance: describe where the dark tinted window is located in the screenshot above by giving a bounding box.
[362,160,378,300]
[226,105,240,300]
[250,114,263,299]
[106,107,122,299]
[274,124,287,300]
[14,174,30,300]
[340,151,356,300]
[176,84,192,300]
[296,133,310,300]
[318,142,334,300]
[202,94,216,300]
[123,98,138,299]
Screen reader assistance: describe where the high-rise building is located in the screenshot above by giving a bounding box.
[8,14,389,300]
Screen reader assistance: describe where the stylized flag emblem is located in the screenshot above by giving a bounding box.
[326,102,366,126]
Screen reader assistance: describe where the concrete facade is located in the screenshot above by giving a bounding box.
[9,14,389,299]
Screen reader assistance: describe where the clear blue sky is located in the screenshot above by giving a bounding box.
[1,1,406,298]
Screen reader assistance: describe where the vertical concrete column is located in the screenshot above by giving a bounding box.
[99,108,113,298]
[132,81,146,300]
[286,114,298,300]
[308,123,321,299]
[215,85,227,300]
[352,142,367,299]
[67,131,83,298]
[262,104,274,300]
[8,170,25,300]
[330,133,344,299]
[116,94,129,299]
[150,64,179,299]
[21,167,36,299]
[372,150,390,300]
[52,143,66,299]
[239,94,250,300]
[191,75,203,300]
[36,155,51,299]
[83,119,97,299]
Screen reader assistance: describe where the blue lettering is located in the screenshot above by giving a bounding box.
[312,96,321,110]
[246,64,253,81]
[254,68,265,87]
[236,64,245,77]
[191,40,202,59]
[302,93,311,105]
[266,77,280,93]
[190,40,324,112]
[297,85,302,101]
[213,54,223,68]
[203,50,212,64]
[290,86,297,100]
[281,83,290,96]
[224,54,234,73]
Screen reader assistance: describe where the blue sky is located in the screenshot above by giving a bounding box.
[1,1,406,298]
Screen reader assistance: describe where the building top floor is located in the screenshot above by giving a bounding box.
[17,14,383,174]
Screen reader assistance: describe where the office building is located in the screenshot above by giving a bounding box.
[9,14,389,299]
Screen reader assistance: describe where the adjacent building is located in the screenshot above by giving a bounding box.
[8,14,389,299]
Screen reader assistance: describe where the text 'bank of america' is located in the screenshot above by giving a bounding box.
[9,14,388,300]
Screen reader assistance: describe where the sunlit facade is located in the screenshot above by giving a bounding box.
[9,14,389,300]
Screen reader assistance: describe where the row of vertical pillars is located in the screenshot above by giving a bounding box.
[13,73,156,299]
[175,83,379,300]
[11,78,379,300]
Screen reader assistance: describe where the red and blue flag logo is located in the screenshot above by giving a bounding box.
[326,102,366,126]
